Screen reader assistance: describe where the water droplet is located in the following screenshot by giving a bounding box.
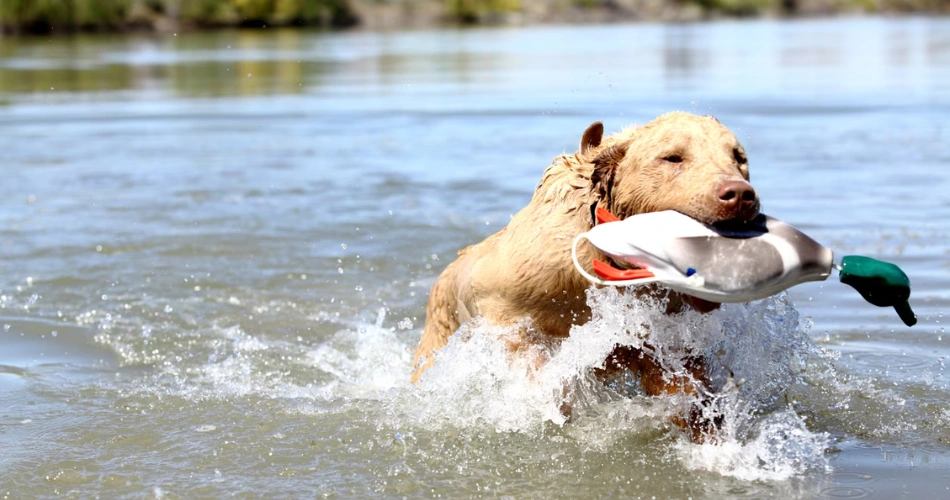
[355,285,363,292]
[397,318,413,330]
[338,268,344,274]
[341,243,347,250]
[51,330,57,337]
[164,305,173,313]
[3,324,9,331]
[95,245,103,252]
[101,294,108,300]
[194,286,201,291]
[300,274,307,280]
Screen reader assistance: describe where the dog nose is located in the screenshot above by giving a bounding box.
[717,180,758,220]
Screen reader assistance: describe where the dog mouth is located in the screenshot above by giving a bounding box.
[708,210,765,232]
[724,199,761,224]
[675,206,761,231]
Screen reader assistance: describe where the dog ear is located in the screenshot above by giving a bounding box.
[580,121,604,155]
[590,141,628,201]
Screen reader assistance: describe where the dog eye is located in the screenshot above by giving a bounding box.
[733,148,747,164]
[662,155,683,163]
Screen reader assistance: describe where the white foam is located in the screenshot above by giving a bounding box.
[675,408,831,482]
[304,307,412,398]
[392,287,831,479]
[98,285,832,480]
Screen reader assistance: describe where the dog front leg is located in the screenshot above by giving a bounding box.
[598,345,721,443]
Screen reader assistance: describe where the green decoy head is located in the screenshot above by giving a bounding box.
[838,255,917,327]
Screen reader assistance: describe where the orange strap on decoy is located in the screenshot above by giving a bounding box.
[589,206,654,281]
[592,259,655,281]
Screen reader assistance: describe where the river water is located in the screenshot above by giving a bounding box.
[1,16,949,498]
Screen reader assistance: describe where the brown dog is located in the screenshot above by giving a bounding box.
[411,112,759,439]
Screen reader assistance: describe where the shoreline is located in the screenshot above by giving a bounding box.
[1,0,948,37]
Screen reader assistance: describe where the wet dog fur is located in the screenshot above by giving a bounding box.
[411,112,759,440]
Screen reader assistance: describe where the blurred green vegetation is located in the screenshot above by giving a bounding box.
[691,0,772,16]
[0,0,128,31]
[0,0,357,34]
[0,0,948,34]
[177,0,356,27]
[447,0,521,23]
[0,29,321,97]
[690,0,949,15]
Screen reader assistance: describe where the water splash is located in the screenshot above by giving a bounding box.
[393,287,830,479]
[305,307,412,398]
[90,284,832,481]
[675,409,830,482]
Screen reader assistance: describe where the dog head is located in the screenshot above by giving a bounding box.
[583,112,758,225]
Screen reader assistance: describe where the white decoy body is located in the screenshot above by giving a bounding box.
[572,210,835,304]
